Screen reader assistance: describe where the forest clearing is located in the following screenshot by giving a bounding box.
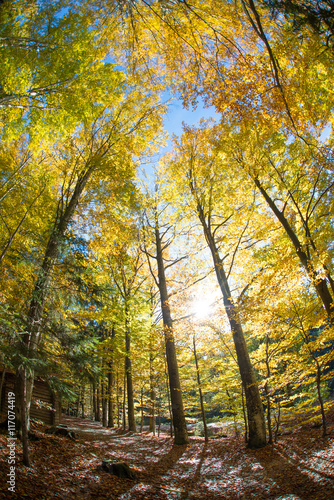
[1,0,334,496]
[1,412,334,500]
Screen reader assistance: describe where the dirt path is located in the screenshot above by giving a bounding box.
[1,416,334,499]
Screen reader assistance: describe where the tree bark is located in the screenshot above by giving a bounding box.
[195,201,266,448]
[155,222,189,445]
[124,300,136,432]
[193,333,208,442]
[16,161,97,465]
[96,379,101,422]
[265,335,273,444]
[149,338,156,434]
[122,369,127,430]
[241,384,248,443]
[108,366,114,428]
[92,381,97,419]
[81,385,85,419]
[101,379,108,427]
[108,325,116,427]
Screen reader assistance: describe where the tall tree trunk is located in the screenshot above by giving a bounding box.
[116,368,120,427]
[193,333,208,442]
[124,300,136,432]
[81,385,85,419]
[108,325,116,427]
[15,369,33,467]
[194,201,266,448]
[241,384,248,443]
[265,335,273,444]
[101,379,108,427]
[96,379,101,422]
[154,222,189,445]
[16,162,96,465]
[165,358,173,438]
[149,339,156,435]
[92,381,97,420]
[108,366,114,428]
[157,388,161,437]
[140,388,144,433]
[123,369,127,430]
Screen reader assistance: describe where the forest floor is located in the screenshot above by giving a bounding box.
[1,410,334,500]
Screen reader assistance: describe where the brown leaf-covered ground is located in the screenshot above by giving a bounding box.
[1,412,334,500]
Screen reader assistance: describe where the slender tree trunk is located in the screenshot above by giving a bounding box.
[15,369,33,467]
[157,389,161,437]
[264,382,272,444]
[101,379,107,427]
[93,382,97,420]
[193,333,208,442]
[108,367,114,428]
[165,355,173,438]
[274,400,281,442]
[96,379,101,422]
[81,385,85,419]
[149,344,156,435]
[123,369,127,430]
[241,384,248,443]
[140,388,144,433]
[155,222,188,445]
[76,389,80,417]
[194,201,266,448]
[116,369,120,427]
[124,300,136,432]
[108,325,116,427]
[265,336,273,444]
[254,177,333,322]
[300,327,327,437]
[316,365,327,437]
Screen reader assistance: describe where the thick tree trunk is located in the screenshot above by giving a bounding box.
[124,301,136,432]
[155,223,188,445]
[213,252,265,447]
[195,202,266,448]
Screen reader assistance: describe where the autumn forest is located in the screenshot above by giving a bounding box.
[1,1,334,498]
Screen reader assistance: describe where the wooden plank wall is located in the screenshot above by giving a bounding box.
[0,371,60,425]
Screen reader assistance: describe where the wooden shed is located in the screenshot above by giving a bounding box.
[0,369,61,426]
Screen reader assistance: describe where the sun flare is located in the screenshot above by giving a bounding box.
[191,298,213,320]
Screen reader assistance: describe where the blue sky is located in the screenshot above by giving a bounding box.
[138,96,220,182]
[163,96,220,139]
